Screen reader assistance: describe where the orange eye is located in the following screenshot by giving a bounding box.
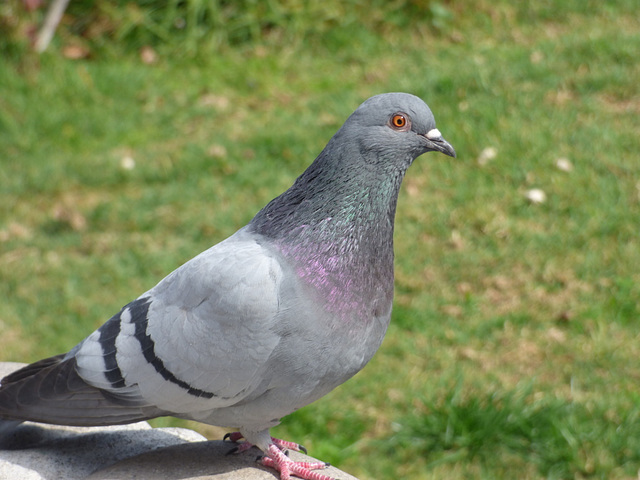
[391,114,407,129]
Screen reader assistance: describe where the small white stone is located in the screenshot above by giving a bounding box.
[207,144,227,158]
[525,188,547,204]
[477,146,497,165]
[120,156,135,170]
[426,128,442,140]
[556,158,573,172]
[530,50,544,64]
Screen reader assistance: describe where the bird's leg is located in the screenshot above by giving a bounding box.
[224,432,307,454]
[224,431,245,443]
[225,432,331,479]
[224,431,255,454]
[260,444,333,480]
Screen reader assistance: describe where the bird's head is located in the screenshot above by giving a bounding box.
[339,92,456,169]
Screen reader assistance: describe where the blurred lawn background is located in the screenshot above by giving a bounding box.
[1,1,639,478]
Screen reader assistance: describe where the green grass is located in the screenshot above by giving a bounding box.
[1,1,639,479]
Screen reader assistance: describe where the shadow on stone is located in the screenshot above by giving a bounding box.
[88,440,275,479]
[0,421,207,480]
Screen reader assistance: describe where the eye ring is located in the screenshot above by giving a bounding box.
[390,113,409,130]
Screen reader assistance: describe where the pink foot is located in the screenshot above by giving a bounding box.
[261,444,333,480]
[224,433,333,479]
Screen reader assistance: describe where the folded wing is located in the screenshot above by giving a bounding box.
[0,228,284,426]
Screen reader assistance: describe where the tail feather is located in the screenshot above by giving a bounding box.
[0,355,165,426]
[1,355,65,385]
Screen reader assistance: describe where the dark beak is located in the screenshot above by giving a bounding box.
[423,128,456,158]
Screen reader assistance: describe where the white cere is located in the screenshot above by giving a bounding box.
[426,128,442,140]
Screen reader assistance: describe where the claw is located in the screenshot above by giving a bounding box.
[272,438,307,454]
[225,445,239,456]
[224,431,255,454]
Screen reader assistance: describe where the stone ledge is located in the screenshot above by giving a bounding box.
[0,362,358,480]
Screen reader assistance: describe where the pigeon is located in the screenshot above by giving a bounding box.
[0,92,455,479]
